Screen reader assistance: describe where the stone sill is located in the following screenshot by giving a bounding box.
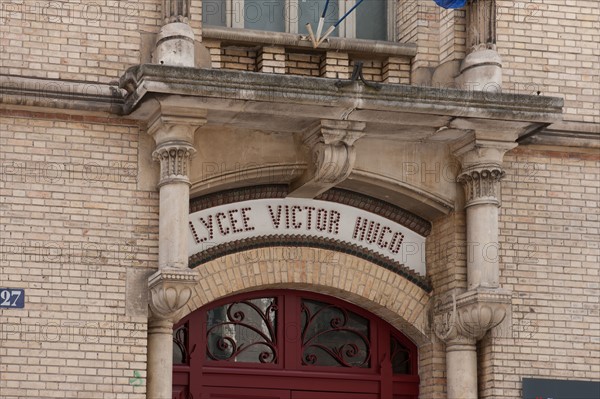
[202,26,417,58]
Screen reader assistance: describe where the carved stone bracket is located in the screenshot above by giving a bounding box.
[289,120,366,198]
[148,267,199,323]
[152,141,196,187]
[457,164,505,207]
[434,289,511,346]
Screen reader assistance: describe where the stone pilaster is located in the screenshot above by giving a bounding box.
[436,131,517,398]
[152,0,195,67]
[146,97,206,399]
[147,268,199,399]
[466,0,496,53]
[453,137,516,289]
[289,120,366,198]
[434,289,511,399]
[456,0,502,89]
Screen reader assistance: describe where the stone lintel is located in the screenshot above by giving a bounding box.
[119,65,564,124]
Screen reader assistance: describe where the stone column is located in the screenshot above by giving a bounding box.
[153,0,195,66]
[433,134,515,398]
[453,138,516,290]
[147,270,198,398]
[435,291,511,399]
[146,98,206,399]
[456,0,502,89]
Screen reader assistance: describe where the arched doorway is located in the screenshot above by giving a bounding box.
[173,290,419,399]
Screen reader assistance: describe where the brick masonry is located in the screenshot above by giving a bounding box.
[0,112,155,398]
[0,1,598,398]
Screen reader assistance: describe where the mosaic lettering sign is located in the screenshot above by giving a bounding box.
[189,199,426,276]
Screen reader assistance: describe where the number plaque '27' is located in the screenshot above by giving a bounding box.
[0,288,25,308]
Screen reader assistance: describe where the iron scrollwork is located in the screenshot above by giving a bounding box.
[301,299,371,368]
[206,298,279,364]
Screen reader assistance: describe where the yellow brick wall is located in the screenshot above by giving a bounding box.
[0,112,156,398]
[477,147,600,398]
[496,0,600,123]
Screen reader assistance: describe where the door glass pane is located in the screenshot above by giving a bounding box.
[298,0,339,38]
[244,0,286,32]
[173,324,188,364]
[390,335,410,374]
[356,0,387,41]
[301,298,371,367]
[206,297,278,363]
[203,0,227,27]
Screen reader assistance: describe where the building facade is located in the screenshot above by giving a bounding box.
[0,0,598,398]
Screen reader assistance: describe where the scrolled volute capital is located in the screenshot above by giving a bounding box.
[434,289,511,345]
[152,141,197,187]
[457,164,505,207]
[148,268,199,322]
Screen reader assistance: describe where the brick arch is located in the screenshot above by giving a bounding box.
[181,246,432,346]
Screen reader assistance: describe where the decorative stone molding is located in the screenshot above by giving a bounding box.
[152,141,196,186]
[434,289,511,345]
[148,267,199,322]
[289,120,366,198]
[457,164,505,207]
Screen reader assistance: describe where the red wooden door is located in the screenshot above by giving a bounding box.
[173,290,419,399]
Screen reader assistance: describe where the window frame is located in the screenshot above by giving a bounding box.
[207,0,396,41]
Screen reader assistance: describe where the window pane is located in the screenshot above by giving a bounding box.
[356,0,387,41]
[206,297,278,363]
[298,0,339,38]
[203,0,227,27]
[301,298,371,368]
[173,325,188,365]
[244,0,286,32]
[390,335,411,374]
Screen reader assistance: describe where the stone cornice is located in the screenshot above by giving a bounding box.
[119,64,563,121]
[0,74,125,115]
[519,121,600,148]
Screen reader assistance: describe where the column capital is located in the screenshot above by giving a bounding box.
[288,120,366,198]
[452,132,517,207]
[452,134,517,170]
[434,289,511,345]
[152,141,196,187]
[146,98,207,146]
[148,267,199,323]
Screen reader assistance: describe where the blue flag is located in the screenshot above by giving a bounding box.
[434,0,467,9]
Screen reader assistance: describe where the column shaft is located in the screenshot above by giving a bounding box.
[147,319,175,399]
[467,203,499,289]
[159,183,190,269]
[446,342,478,399]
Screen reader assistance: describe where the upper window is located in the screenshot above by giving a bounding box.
[203,0,390,41]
